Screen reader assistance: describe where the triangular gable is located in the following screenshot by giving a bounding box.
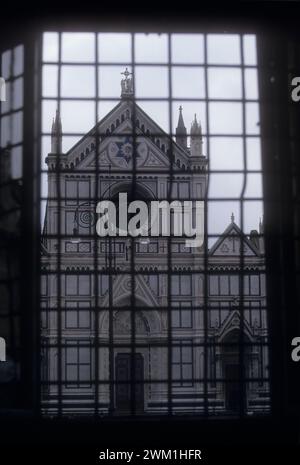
[101,273,159,308]
[209,222,259,257]
[217,309,254,342]
[83,127,170,170]
[64,100,189,171]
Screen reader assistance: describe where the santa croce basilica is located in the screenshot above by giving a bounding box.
[41,69,270,416]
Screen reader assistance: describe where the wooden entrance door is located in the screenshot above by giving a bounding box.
[225,363,240,412]
[115,353,144,412]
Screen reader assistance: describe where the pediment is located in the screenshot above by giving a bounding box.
[85,134,169,170]
[209,224,259,257]
[218,309,254,342]
[102,273,159,308]
[64,100,189,171]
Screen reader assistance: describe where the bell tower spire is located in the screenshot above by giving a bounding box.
[176,105,187,149]
[51,109,62,154]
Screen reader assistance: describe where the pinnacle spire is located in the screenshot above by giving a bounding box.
[190,113,203,157]
[51,109,62,154]
[231,212,235,223]
[259,216,264,234]
[191,113,202,135]
[176,105,187,149]
[177,105,185,129]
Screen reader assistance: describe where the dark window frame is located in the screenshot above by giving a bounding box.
[0,10,299,446]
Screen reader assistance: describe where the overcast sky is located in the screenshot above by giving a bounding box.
[42,33,263,240]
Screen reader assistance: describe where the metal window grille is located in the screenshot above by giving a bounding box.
[0,44,24,408]
[0,30,273,419]
[38,31,270,418]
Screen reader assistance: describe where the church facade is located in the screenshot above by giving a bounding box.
[41,71,270,415]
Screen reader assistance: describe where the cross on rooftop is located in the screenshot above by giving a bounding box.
[121,68,132,80]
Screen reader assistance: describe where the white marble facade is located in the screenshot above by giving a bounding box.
[41,79,270,415]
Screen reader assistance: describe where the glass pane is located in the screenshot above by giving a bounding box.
[61,65,95,98]
[207,34,240,64]
[171,34,204,64]
[208,68,242,99]
[172,67,205,99]
[13,45,24,76]
[98,33,131,63]
[135,66,169,98]
[209,102,243,134]
[135,33,168,63]
[62,33,95,63]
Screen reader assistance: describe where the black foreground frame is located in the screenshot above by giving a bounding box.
[0,6,299,448]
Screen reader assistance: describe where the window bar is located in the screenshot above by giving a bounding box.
[167,32,174,415]
[5,49,16,376]
[94,31,100,416]
[203,32,210,418]
[239,34,247,418]
[56,32,63,417]
[130,32,137,416]
[108,164,114,414]
[35,35,43,414]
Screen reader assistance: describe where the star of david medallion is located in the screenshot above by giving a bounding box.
[108,136,148,167]
[115,137,134,163]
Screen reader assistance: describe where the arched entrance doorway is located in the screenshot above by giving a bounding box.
[114,310,148,413]
[221,330,251,413]
[115,352,144,413]
[99,288,163,414]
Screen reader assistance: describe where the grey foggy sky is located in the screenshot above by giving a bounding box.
[42,32,263,239]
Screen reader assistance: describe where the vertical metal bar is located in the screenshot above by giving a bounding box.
[239,34,247,418]
[94,31,100,416]
[203,32,210,418]
[21,33,41,412]
[35,33,43,415]
[56,32,62,417]
[108,164,114,414]
[167,32,174,416]
[130,32,137,416]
